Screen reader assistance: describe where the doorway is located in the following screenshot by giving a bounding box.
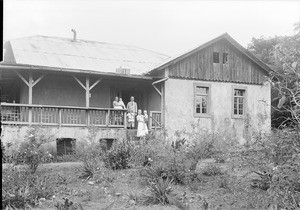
[110,87,144,110]
[121,90,143,110]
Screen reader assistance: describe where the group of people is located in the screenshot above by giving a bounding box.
[113,96,148,138]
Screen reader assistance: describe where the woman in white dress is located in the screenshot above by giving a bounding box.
[112,96,123,125]
[137,109,148,138]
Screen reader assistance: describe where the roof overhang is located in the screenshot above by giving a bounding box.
[0,63,156,81]
[147,33,273,75]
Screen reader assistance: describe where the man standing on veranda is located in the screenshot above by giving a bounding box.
[127,96,137,126]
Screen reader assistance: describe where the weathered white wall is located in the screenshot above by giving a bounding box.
[1,125,127,154]
[164,78,271,144]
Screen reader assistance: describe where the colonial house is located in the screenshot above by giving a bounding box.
[0,32,272,154]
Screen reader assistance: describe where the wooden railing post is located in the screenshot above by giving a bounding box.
[149,111,153,130]
[28,107,32,125]
[40,107,43,124]
[124,110,127,128]
[86,109,90,126]
[58,108,62,127]
[106,109,110,127]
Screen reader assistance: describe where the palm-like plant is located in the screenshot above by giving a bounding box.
[140,177,173,205]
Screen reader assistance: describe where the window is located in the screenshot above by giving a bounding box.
[232,88,246,117]
[213,52,219,63]
[56,138,76,156]
[223,53,228,64]
[99,138,115,151]
[194,84,211,117]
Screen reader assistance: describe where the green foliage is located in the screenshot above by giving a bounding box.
[136,126,238,185]
[54,198,76,210]
[248,36,282,65]
[269,161,300,209]
[249,30,300,128]
[51,154,78,163]
[140,177,174,205]
[2,166,56,209]
[201,164,224,176]
[75,139,104,180]
[2,140,6,163]
[218,175,230,189]
[130,136,161,168]
[9,126,54,174]
[103,139,133,170]
[240,128,300,208]
[176,124,239,168]
[137,142,193,185]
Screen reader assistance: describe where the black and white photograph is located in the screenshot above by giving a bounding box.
[1,0,300,209]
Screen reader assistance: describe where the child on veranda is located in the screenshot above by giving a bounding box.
[137,110,149,138]
[143,110,149,125]
[127,109,135,129]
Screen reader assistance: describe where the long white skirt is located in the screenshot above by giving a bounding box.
[137,122,148,137]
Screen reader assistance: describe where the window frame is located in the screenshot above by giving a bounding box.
[213,52,220,63]
[223,53,229,64]
[231,85,247,119]
[193,83,211,118]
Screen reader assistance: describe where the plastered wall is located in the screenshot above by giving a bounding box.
[1,125,127,154]
[164,78,271,144]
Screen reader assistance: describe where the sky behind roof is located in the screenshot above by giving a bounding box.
[4,0,300,57]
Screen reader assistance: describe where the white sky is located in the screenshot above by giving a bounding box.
[4,0,300,57]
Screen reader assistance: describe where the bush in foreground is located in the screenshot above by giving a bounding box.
[241,128,300,209]
[2,166,56,209]
[103,139,134,170]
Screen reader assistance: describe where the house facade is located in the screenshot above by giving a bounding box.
[0,35,167,154]
[147,33,272,144]
[0,33,272,154]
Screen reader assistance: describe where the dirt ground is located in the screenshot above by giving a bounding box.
[32,160,267,210]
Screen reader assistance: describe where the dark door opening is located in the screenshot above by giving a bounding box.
[56,138,76,156]
[110,87,144,110]
[99,138,115,151]
[121,90,143,111]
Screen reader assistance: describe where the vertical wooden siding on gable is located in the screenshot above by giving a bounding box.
[168,39,267,84]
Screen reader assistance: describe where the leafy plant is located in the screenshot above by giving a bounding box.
[2,166,56,209]
[2,140,6,163]
[240,128,300,208]
[103,139,133,170]
[75,137,104,180]
[201,164,224,176]
[140,177,174,205]
[10,126,54,174]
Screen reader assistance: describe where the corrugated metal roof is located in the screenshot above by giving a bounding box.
[3,36,170,75]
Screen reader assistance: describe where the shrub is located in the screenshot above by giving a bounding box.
[268,158,300,209]
[240,128,300,208]
[51,154,78,163]
[175,124,239,171]
[138,147,195,185]
[201,164,224,176]
[93,168,116,184]
[139,177,174,205]
[75,140,104,180]
[103,139,134,170]
[130,131,167,168]
[2,140,6,163]
[2,166,56,209]
[218,174,231,189]
[9,126,54,174]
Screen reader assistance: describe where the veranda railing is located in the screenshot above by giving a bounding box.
[1,103,127,128]
[1,103,162,129]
